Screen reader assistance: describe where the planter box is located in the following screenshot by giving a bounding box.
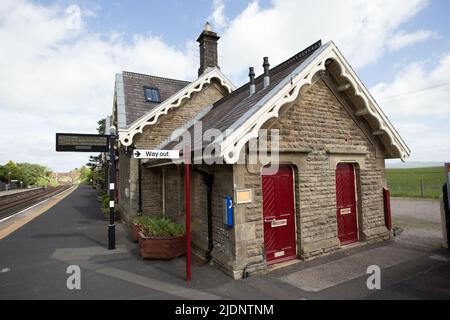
[138,231,186,259]
[131,223,141,242]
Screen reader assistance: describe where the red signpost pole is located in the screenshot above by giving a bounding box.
[184,146,191,282]
[383,187,392,231]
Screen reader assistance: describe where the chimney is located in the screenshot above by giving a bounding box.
[249,67,255,95]
[197,22,220,77]
[263,57,270,88]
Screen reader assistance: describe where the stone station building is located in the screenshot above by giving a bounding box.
[108,24,410,279]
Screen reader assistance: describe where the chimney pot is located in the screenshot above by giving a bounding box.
[263,57,270,88]
[249,67,255,95]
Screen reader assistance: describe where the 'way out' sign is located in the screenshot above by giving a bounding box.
[133,149,180,159]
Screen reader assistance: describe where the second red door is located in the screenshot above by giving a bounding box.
[335,163,358,245]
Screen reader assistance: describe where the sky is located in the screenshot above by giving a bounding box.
[0,0,449,172]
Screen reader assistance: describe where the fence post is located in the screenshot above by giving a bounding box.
[420,179,424,198]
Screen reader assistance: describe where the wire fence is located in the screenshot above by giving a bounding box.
[388,180,443,199]
[386,168,446,199]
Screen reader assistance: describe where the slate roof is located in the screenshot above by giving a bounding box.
[120,71,190,126]
[161,40,323,152]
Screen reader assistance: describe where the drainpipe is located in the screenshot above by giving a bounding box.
[162,167,166,217]
[192,166,215,262]
[242,252,266,279]
[138,159,142,213]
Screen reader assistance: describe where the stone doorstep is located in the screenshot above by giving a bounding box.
[267,258,302,272]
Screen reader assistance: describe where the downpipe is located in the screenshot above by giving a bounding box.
[242,252,266,279]
[191,166,215,262]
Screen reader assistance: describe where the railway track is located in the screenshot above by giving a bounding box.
[0,185,72,221]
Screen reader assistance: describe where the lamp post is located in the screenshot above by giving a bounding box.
[108,125,117,250]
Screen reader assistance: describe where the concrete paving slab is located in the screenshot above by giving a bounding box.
[279,246,424,292]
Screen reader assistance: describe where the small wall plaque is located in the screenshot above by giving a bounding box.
[235,189,252,204]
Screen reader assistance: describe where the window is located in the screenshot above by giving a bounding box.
[144,87,161,103]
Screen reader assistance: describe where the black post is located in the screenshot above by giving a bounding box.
[420,179,424,198]
[108,132,116,250]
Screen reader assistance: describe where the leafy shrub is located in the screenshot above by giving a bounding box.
[49,179,59,188]
[35,177,49,188]
[137,216,185,238]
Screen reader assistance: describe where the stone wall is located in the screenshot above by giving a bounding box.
[208,165,235,271]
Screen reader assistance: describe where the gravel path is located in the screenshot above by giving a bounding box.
[391,197,445,249]
[391,198,441,223]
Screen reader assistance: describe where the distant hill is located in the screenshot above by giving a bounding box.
[386,161,444,169]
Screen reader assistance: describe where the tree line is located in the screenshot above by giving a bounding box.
[0,160,56,188]
[0,119,107,189]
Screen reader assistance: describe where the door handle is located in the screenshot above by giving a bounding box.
[264,218,275,223]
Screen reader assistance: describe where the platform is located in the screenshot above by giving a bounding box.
[0,187,42,197]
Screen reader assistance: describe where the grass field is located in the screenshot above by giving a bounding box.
[386,167,447,199]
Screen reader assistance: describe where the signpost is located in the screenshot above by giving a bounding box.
[132,149,180,159]
[56,132,189,278]
[184,146,191,282]
[56,130,116,250]
[107,128,117,250]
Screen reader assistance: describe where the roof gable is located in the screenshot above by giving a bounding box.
[118,67,235,147]
[158,41,410,164]
[121,71,190,126]
[216,41,410,163]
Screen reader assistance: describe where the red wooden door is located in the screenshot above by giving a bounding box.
[335,163,358,245]
[262,166,296,264]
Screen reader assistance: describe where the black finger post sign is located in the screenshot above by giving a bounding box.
[55,133,109,152]
[55,132,116,250]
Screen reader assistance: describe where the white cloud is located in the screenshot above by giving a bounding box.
[371,54,450,161]
[391,121,450,162]
[388,30,437,51]
[0,0,197,171]
[371,53,450,116]
[217,0,430,83]
[209,0,228,30]
[0,0,441,171]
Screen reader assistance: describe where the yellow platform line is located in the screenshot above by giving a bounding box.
[0,186,77,240]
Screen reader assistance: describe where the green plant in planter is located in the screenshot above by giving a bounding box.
[140,216,185,238]
[133,215,149,227]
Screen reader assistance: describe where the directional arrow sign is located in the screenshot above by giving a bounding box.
[133,149,180,159]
